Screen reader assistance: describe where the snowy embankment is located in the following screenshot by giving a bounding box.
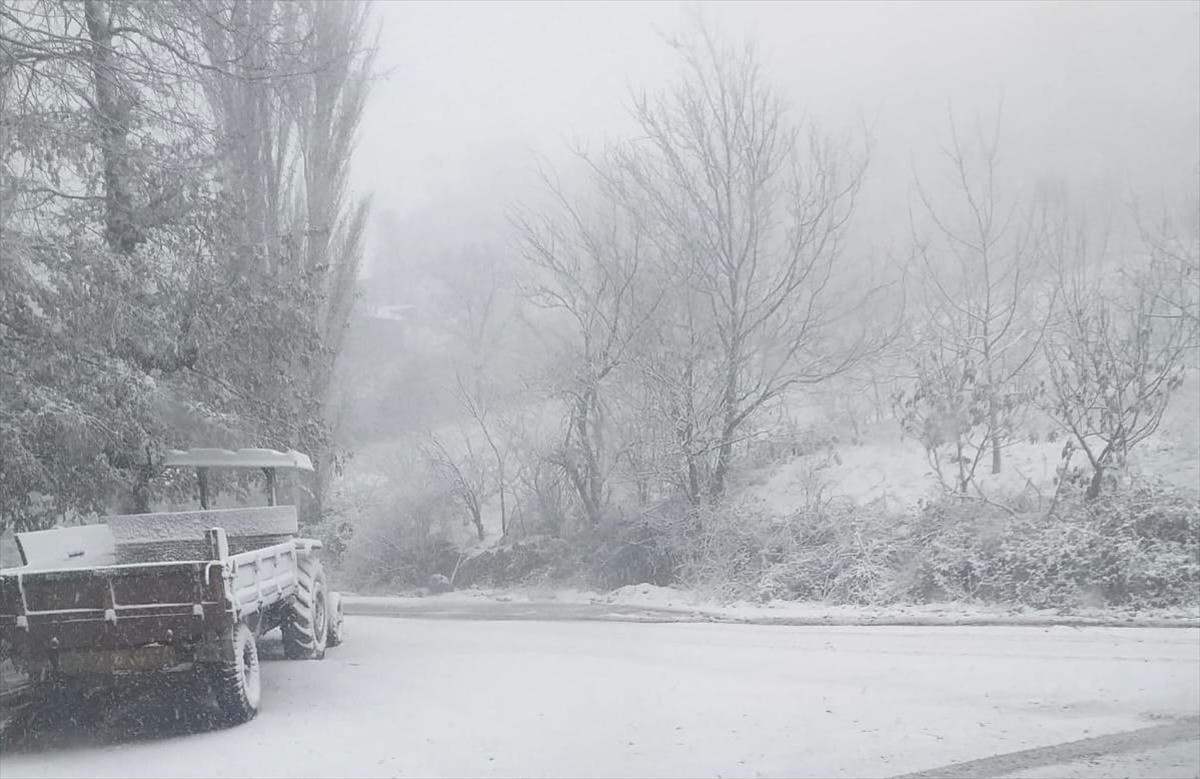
[340,584,1200,628]
[740,370,1200,516]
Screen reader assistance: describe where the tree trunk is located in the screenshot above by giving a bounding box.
[673,405,701,506]
[84,0,139,255]
[129,485,150,514]
[470,506,484,541]
[710,423,735,501]
[710,354,741,501]
[990,405,1003,474]
[1085,465,1105,501]
[564,459,598,526]
[563,390,603,527]
[122,449,153,514]
[498,481,507,537]
[675,359,702,505]
[297,463,324,533]
[570,397,603,526]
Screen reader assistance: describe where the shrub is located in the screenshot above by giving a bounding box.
[679,481,1198,610]
[587,500,690,589]
[894,483,1199,609]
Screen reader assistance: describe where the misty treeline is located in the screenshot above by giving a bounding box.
[1,0,374,533]
[340,18,1198,605]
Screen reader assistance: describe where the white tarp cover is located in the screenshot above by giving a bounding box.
[162,448,314,472]
[12,507,299,569]
[107,506,299,543]
[14,525,117,569]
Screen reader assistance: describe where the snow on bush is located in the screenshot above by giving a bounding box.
[678,481,1199,610]
[337,454,1197,612]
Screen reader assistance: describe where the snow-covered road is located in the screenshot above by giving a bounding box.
[1,617,1197,778]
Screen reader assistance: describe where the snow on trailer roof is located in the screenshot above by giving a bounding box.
[162,448,315,472]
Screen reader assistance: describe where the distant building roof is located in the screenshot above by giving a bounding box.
[372,304,415,322]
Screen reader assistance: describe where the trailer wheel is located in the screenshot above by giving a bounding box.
[211,622,261,725]
[327,591,345,648]
[282,556,328,660]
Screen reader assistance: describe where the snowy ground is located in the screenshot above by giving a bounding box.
[741,377,1200,517]
[2,617,1197,778]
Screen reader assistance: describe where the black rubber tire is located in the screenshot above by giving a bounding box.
[210,622,261,725]
[282,555,328,660]
[327,591,345,648]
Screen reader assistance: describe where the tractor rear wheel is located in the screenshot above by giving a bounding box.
[210,621,261,725]
[282,556,328,660]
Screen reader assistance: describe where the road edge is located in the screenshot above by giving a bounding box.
[341,596,1200,629]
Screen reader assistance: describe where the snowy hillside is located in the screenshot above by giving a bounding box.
[741,371,1200,517]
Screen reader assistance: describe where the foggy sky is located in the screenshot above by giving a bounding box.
[354,0,1200,282]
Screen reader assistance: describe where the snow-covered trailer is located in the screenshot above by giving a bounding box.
[0,449,345,726]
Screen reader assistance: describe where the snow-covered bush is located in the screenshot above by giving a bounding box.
[336,453,467,592]
[674,480,1197,610]
[677,497,901,604]
[585,500,691,590]
[749,503,901,605]
[897,483,1199,609]
[678,504,770,601]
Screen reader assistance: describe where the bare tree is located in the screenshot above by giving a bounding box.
[1133,197,1200,350]
[1043,218,1193,501]
[899,108,1049,491]
[423,431,491,541]
[454,370,516,537]
[513,164,660,526]
[416,242,522,536]
[423,244,514,392]
[607,17,880,502]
